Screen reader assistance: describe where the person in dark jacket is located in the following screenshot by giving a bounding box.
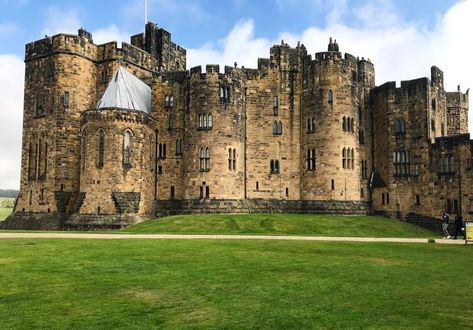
[454,215,466,240]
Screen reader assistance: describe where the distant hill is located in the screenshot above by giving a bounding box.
[0,189,19,198]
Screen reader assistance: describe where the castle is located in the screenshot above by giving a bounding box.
[2,22,471,230]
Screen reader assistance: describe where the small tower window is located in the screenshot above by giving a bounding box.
[123,130,132,167]
[328,90,333,104]
[97,128,105,168]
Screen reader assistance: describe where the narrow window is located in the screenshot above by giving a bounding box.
[170,95,174,107]
[342,117,346,132]
[415,194,420,205]
[286,188,289,197]
[200,186,204,198]
[208,114,213,128]
[331,179,335,191]
[342,148,347,169]
[97,129,105,168]
[205,186,210,198]
[256,181,259,191]
[62,92,69,108]
[328,90,333,104]
[123,130,132,167]
[272,121,278,135]
[199,114,203,129]
[432,99,436,111]
[382,193,385,205]
[278,121,283,135]
[386,193,390,204]
[273,96,279,109]
[81,133,86,172]
[232,149,236,170]
[228,148,232,170]
[170,186,175,199]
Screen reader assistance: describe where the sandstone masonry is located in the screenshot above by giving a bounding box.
[2,23,470,230]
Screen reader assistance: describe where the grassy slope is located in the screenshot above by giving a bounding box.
[0,197,14,221]
[0,239,472,329]
[125,214,437,238]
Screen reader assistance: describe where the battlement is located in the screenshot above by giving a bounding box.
[188,64,246,82]
[81,108,157,127]
[447,87,470,107]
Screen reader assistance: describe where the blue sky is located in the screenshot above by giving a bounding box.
[0,0,472,189]
[0,0,460,56]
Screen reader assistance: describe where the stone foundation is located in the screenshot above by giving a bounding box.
[65,213,144,230]
[154,199,370,217]
[1,212,62,230]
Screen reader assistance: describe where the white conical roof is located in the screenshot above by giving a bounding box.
[97,66,151,113]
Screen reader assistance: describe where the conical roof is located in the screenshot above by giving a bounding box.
[97,66,151,114]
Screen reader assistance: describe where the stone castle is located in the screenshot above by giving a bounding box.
[2,22,471,230]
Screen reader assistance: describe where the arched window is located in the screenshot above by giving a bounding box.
[97,128,105,168]
[199,147,210,171]
[278,121,283,135]
[220,87,225,99]
[342,117,346,132]
[123,130,132,167]
[205,148,210,170]
[170,95,174,107]
[208,114,213,128]
[203,114,208,128]
[272,121,278,135]
[394,118,406,140]
[198,114,203,128]
[328,90,333,104]
[307,148,316,171]
[350,118,354,133]
[342,148,347,169]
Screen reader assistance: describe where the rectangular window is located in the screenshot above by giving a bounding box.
[386,193,390,205]
[62,92,69,108]
[415,195,420,205]
[199,186,203,198]
[331,179,335,191]
[382,193,385,205]
[170,186,175,199]
[205,186,210,198]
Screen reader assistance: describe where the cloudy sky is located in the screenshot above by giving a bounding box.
[0,0,472,189]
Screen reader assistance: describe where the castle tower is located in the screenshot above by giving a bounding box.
[446,86,469,136]
[10,31,98,228]
[66,67,157,229]
[300,39,373,206]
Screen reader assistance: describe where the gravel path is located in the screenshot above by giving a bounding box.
[0,233,467,244]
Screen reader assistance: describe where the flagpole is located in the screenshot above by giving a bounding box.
[144,0,148,25]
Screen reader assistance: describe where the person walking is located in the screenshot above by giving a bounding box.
[454,215,466,240]
[442,212,450,239]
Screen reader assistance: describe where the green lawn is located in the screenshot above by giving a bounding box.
[125,214,438,238]
[0,238,471,329]
[0,197,14,221]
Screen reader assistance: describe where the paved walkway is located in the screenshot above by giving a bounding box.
[0,233,467,244]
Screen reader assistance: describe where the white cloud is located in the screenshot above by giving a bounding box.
[41,7,82,37]
[0,55,24,189]
[92,24,131,45]
[188,1,473,129]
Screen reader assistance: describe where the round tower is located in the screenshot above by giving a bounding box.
[69,67,157,229]
[300,39,365,203]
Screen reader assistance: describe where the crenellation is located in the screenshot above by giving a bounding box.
[4,22,472,231]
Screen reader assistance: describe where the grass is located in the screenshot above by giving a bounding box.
[0,238,472,329]
[124,213,438,238]
[0,197,14,221]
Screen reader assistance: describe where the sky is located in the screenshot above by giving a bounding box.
[0,0,472,189]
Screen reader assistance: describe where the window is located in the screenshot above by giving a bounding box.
[393,150,411,176]
[343,117,355,133]
[168,116,173,130]
[170,186,175,199]
[256,181,259,190]
[382,193,385,205]
[270,160,280,174]
[432,99,436,111]
[198,113,213,130]
[165,95,174,108]
[199,147,210,171]
[307,118,316,133]
[39,188,45,205]
[97,129,105,168]
[394,118,406,140]
[176,139,183,155]
[441,123,445,136]
[307,148,316,171]
[61,92,69,108]
[342,148,354,170]
[273,96,278,115]
[331,179,335,191]
[361,159,368,178]
[415,194,420,205]
[328,90,333,104]
[200,183,210,198]
[431,119,436,132]
[439,155,454,173]
[272,121,283,135]
[228,148,236,170]
[286,188,289,197]
[123,130,132,167]
[39,139,47,179]
[342,117,347,132]
[35,94,45,116]
[220,86,230,103]
[386,193,390,204]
